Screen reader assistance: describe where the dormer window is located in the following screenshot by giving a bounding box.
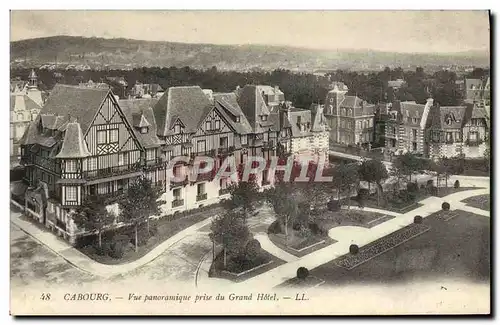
[205,121,211,131]
[140,127,148,134]
[214,120,220,130]
[235,116,241,123]
[261,115,268,122]
[174,124,181,133]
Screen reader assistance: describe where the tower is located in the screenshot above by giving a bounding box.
[28,69,38,90]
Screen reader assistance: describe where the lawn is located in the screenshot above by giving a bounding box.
[78,207,223,265]
[306,210,490,286]
[209,248,284,282]
[268,209,392,257]
[462,195,490,211]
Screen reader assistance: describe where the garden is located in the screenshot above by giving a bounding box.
[462,194,490,211]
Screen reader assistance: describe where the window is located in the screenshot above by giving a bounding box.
[214,120,221,130]
[140,127,148,134]
[109,129,118,143]
[329,98,334,103]
[446,132,453,142]
[146,149,155,161]
[88,157,97,170]
[235,116,241,123]
[97,130,107,144]
[261,115,268,121]
[392,127,396,134]
[173,188,181,200]
[219,136,228,148]
[391,139,396,147]
[197,140,206,153]
[66,160,76,173]
[306,122,311,129]
[297,116,302,125]
[280,129,287,138]
[17,113,23,121]
[469,132,478,141]
[174,124,181,133]
[341,108,346,116]
[220,178,228,190]
[412,142,417,151]
[412,129,417,140]
[65,186,77,202]
[197,183,206,195]
[341,120,345,128]
[240,135,248,145]
[369,119,373,127]
[205,121,211,131]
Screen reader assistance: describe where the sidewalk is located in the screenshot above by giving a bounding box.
[11,211,215,278]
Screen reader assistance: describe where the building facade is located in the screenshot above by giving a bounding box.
[10,70,43,160]
[324,84,375,146]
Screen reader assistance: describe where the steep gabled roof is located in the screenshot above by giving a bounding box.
[10,94,42,112]
[119,98,162,149]
[153,86,213,137]
[41,84,110,133]
[213,93,253,135]
[55,122,92,158]
[236,85,275,133]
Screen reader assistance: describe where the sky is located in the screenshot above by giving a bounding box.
[10,10,490,53]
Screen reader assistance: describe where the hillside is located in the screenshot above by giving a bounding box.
[10,36,490,71]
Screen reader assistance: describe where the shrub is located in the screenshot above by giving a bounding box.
[109,235,129,259]
[149,224,159,237]
[93,240,112,256]
[407,182,419,193]
[297,267,309,280]
[327,200,341,211]
[130,228,150,247]
[349,244,359,255]
[292,222,302,231]
[442,202,450,211]
[308,223,321,235]
[268,220,282,234]
[454,180,460,189]
[245,239,261,260]
[431,186,438,196]
[414,215,423,224]
[298,226,312,238]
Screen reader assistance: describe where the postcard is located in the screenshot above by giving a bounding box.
[9,10,490,315]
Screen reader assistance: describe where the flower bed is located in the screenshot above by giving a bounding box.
[334,223,431,270]
[462,195,490,211]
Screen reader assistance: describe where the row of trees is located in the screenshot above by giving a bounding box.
[12,66,487,109]
[73,176,164,253]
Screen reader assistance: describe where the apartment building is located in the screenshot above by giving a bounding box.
[426,102,489,159]
[324,84,375,146]
[385,99,434,155]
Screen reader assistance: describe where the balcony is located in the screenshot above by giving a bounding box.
[170,178,189,188]
[83,163,142,181]
[465,139,483,147]
[217,146,235,156]
[196,193,207,202]
[145,157,164,169]
[218,188,230,196]
[172,199,184,208]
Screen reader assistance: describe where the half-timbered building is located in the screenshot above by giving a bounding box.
[18,85,163,243]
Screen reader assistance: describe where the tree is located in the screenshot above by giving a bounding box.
[119,176,164,252]
[225,166,260,223]
[209,210,251,268]
[73,195,115,248]
[358,158,388,206]
[332,163,360,209]
[393,152,425,182]
[263,180,298,239]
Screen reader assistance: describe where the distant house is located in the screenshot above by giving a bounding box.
[78,79,110,89]
[388,79,406,90]
[130,82,164,98]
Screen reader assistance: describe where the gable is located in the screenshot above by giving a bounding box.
[195,107,233,136]
[85,93,142,155]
